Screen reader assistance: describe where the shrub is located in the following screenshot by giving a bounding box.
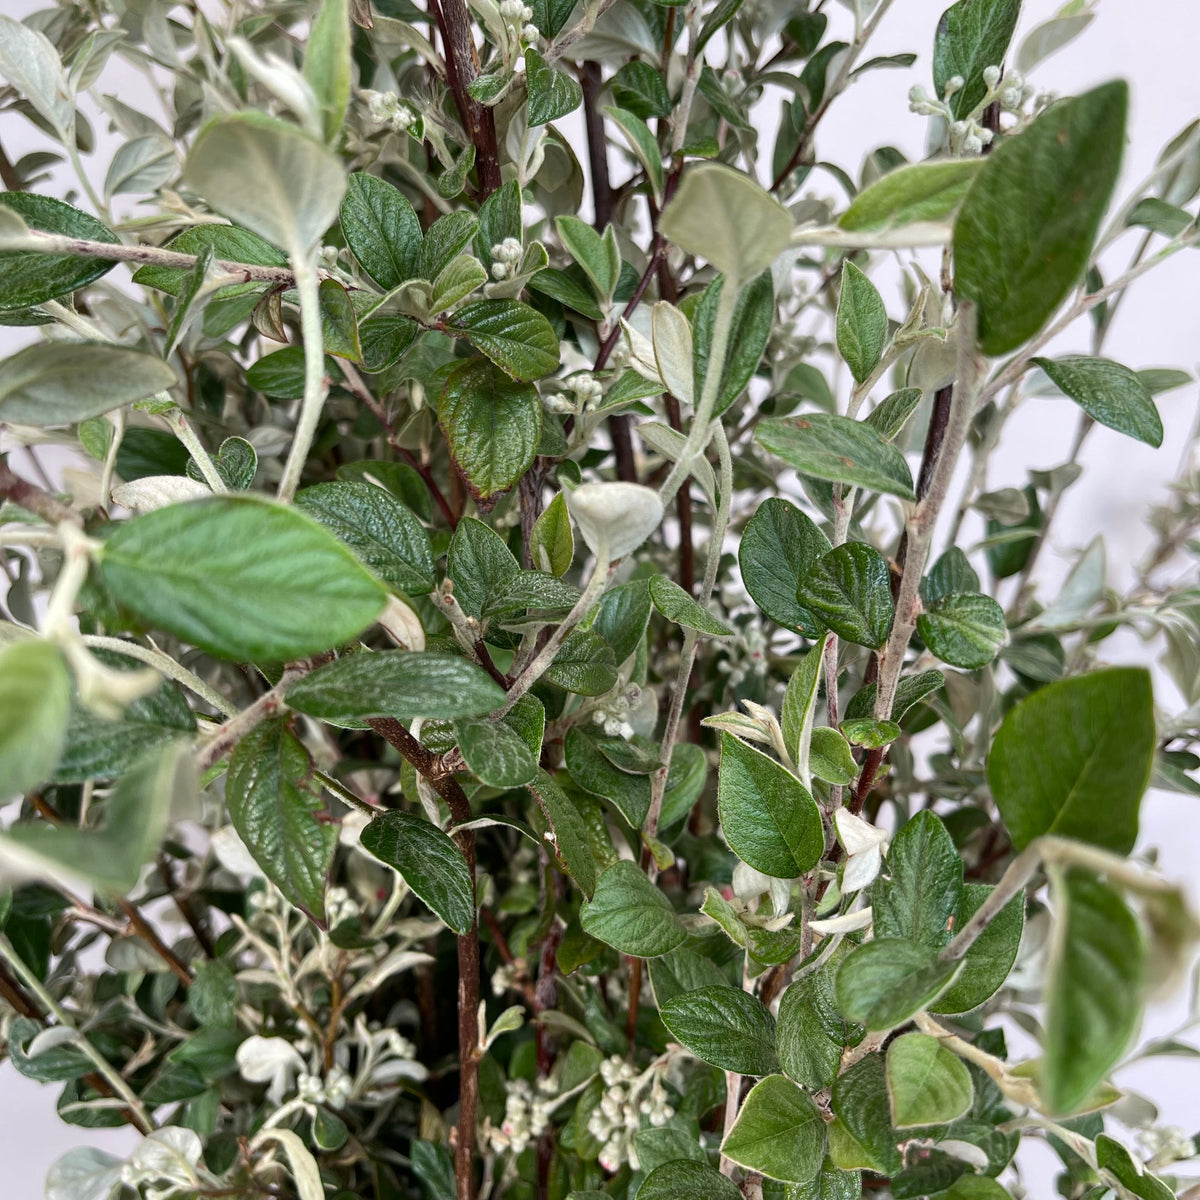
[0,0,1198,1198]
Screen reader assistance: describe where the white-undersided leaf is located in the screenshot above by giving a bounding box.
[359,810,475,934]
[0,638,71,797]
[885,1032,974,1127]
[0,342,178,425]
[636,420,718,507]
[112,474,212,512]
[721,1074,826,1183]
[303,0,351,143]
[566,481,663,560]
[44,1147,125,1200]
[183,112,347,252]
[580,860,686,957]
[659,161,794,284]
[0,15,73,138]
[96,496,387,662]
[250,1128,324,1200]
[227,720,336,921]
[651,301,695,406]
[840,160,982,231]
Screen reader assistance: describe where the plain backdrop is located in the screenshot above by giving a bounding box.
[1,0,1198,1193]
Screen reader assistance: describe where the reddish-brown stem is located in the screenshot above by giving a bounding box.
[158,854,216,958]
[118,899,193,986]
[0,460,81,525]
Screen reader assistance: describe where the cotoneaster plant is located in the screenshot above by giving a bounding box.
[0,0,1199,1198]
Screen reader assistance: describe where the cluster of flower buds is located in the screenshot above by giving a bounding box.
[359,89,418,135]
[489,1077,553,1155]
[296,1064,353,1109]
[588,1057,675,1173]
[324,886,361,929]
[716,619,768,690]
[591,684,643,740]
[490,959,525,997]
[908,65,1041,155]
[490,237,524,280]
[499,0,540,45]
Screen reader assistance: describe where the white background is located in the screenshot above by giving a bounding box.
[1,0,1198,1192]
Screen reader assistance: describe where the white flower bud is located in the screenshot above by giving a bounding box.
[491,261,509,280]
[963,134,983,154]
[982,64,1002,89]
[522,22,540,43]
[944,74,965,96]
[908,85,928,104]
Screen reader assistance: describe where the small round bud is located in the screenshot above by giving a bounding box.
[944,74,965,96]
[963,134,983,154]
[908,84,929,104]
[982,65,1002,89]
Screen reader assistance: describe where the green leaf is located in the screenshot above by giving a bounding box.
[0,639,71,794]
[246,346,337,399]
[544,630,618,696]
[660,985,780,1075]
[611,60,673,120]
[526,47,583,125]
[183,113,347,253]
[781,636,827,776]
[528,769,597,896]
[604,105,665,199]
[530,492,574,576]
[810,727,857,785]
[954,82,1128,356]
[830,1054,903,1175]
[637,1161,741,1200]
[430,253,487,311]
[648,947,729,1009]
[474,179,522,272]
[419,211,479,281]
[886,1033,974,1127]
[922,546,981,602]
[358,314,418,372]
[285,651,505,725]
[717,732,823,878]
[318,278,362,361]
[778,958,861,1090]
[757,414,915,499]
[789,1159,863,1200]
[1095,1135,1175,1200]
[0,193,120,308]
[0,342,177,425]
[918,592,1006,669]
[340,172,422,289]
[836,940,962,1030]
[738,498,830,634]
[931,883,1024,1015]
[131,224,288,296]
[296,481,435,594]
[840,717,899,749]
[721,1074,826,1183]
[798,543,895,649]
[692,272,776,416]
[840,161,982,231]
[227,720,335,921]
[359,810,475,934]
[593,578,652,664]
[933,1179,1013,1200]
[439,358,542,500]
[1033,356,1163,448]
[186,436,257,492]
[454,717,537,788]
[836,262,888,384]
[555,215,619,302]
[1043,868,1144,1113]
[303,0,351,142]
[987,667,1155,854]
[865,388,923,441]
[97,496,387,663]
[659,161,792,284]
[447,516,520,621]
[634,1126,705,1174]
[448,298,560,381]
[580,860,686,957]
[933,0,1021,119]
[874,811,963,949]
[649,575,733,636]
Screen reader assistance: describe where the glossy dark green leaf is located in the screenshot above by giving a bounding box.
[660,985,779,1075]
[580,860,686,957]
[778,957,861,1090]
[526,48,583,125]
[359,810,475,934]
[296,480,435,594]
[721,1074,826,1183]
[454,716,538,788]
[874,811,963,949]
[131,223,288,296]
[97,497,386,662]
[418,210,478,281]
[1095,1134,1174,1200]
[933,0,1021,119]
[611,59,672,120]
[918,591,1006,669]
[637,1161,741,1200]
[798,543,894,649]
[836,261,888,384]
[1043,868,1144,1113]
[285,651,504,725]
[988,667,1155,853]
[564,727,650,827]
[830,1054,903,1175]
[227,720,336,920]
[186,436,257,491]
[692,271,776,416]
[528,769,597,896]
[931,883,1024,1015]
[738,498,830,634]
[844,669,944,722]
[339,172,421,289]
[836,939,962,1030]
[758,415,915,499]
[717,732,823,878]
[358,314,418,372]
[447,516,520,621]
[543,629,618,696]
[593,578,652,664]
[318,277,361,361]
[922,546,981,603]
[439,357,542,501]
[954,82,1128,355]
[1033,356,1163,448]
[648,575,732,636]
[0,192,120,308]
[530,492,574,576]
[448,298,560,381]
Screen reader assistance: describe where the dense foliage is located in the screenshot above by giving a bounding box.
[1,0,1199,1198]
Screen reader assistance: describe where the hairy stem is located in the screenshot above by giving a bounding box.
[276,250,328,503]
